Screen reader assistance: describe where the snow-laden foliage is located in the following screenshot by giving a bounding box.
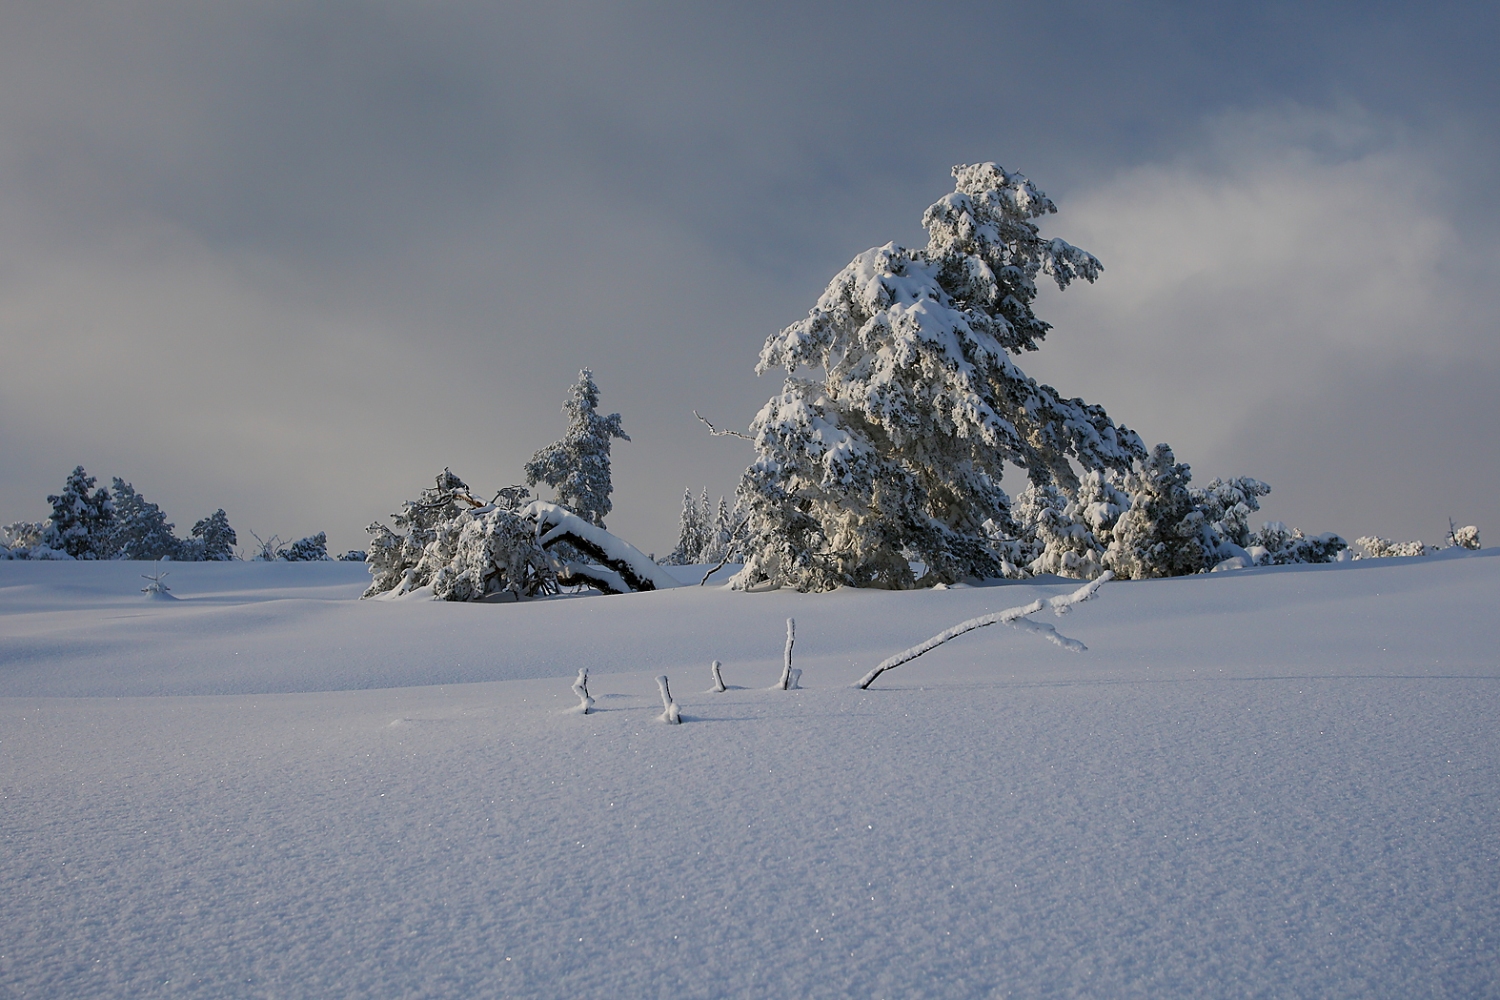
[364,470,674,601]
[365,470,553,600]
[525,369,629,529]
[185,510,237,562]
[735,163,1145,591]
[6,469,237,562]
[2,521,55,559]
[283,532,330,562]
[1249,522,1347,565]
[1355,536,1436,559]
[1101,445,1216,580]
[109,479,180,561]
[44,466,115,559]
[1451,525,1481,550]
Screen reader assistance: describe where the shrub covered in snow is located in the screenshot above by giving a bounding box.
[732,163,1145,591]
[364,469,675,601]
[282,532,330,562]
[525,369,629,529]
[1355,536,1435,559]
[1450,525,1481,550]
[1251,522,1347,565]
[364,470,554,600]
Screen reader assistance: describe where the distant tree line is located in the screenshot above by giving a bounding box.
[0,466,351,562]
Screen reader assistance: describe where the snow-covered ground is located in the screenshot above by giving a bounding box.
[2,554,1497,998]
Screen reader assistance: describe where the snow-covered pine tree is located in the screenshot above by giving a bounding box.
[735,163,1145,591]
[187,510,237,561]
[283,532,330,561]
[43,466,115,559]
[524,369,629,528]
[664,487,708,565]
[109,479,182,560]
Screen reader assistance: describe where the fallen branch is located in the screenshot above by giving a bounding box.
[854,573,1111,690]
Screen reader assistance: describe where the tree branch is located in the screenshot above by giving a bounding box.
[694,411,752,441]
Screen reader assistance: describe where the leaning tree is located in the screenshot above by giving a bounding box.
[734,163,1146,591]
[525,369,629,529]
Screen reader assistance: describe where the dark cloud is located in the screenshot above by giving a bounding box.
[1,1,1496,553]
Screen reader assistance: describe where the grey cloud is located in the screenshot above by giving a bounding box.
[1,1,1496,554]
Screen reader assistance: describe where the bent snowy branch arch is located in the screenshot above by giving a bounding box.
[855,573,1110,689]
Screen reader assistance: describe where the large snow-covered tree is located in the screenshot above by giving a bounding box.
[735,163,1145,591]
[525,369,629,529]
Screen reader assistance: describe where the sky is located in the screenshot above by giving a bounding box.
[1,1,1496,557]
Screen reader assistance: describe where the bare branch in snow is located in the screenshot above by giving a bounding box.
[855,574,1110,689]
[656,675,682,724]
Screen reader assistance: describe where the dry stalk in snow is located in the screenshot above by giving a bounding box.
[656,675,682,724]
[774,618,796,690]
[710,660,727,693]
[572,668,595,714]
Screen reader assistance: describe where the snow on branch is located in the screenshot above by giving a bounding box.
[693,411,752,441]
[774,618,796,690]
[854,573,1111,690]
[656,675,682,724]
[571,669,595,714]
[524,501,681,593]
[709,660,727,693]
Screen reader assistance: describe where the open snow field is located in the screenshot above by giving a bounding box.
[2,554,1497,998]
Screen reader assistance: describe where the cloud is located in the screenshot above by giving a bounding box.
[1023,104,1500,540]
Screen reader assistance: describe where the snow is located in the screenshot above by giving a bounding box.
[2,553,1498,997]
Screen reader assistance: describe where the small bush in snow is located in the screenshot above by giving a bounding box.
[338,549,367,562]
[1251,522,1347,565]
[364,470,555,601]
[1451,525,1480,550]
[283,532,330,562]
[1355,536,1435,559]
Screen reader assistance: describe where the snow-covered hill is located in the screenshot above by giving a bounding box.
[2,554,1497,997]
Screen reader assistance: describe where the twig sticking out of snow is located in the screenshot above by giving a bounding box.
[572,668,595,714]
[140,560,172,596]
[656,675,682,724]
[788,668,802,690]
[710,660,727,693]
[855,573,1111,690]
[775,618,796,690]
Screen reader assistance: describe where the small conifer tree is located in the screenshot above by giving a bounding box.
[525,369,629,528]
[44,466,115,559]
